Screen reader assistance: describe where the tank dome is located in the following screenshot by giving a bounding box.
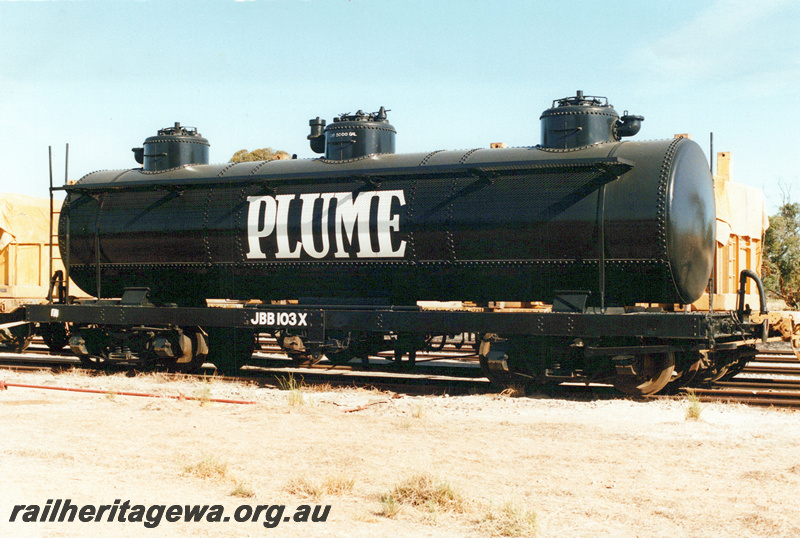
[308,107,396,160]
[132,122,209,172]
[540,91,643,149]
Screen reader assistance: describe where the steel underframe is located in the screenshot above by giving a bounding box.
[25,303,753,351]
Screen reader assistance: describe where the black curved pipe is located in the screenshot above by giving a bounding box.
[616,114,644,138]
[737,269,768,317]
[307,117,326,154]
[47,270,66,304]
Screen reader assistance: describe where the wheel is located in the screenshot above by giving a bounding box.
[715,348,754,382]
[613,353,675,396]
[71,328,112,369]
[40,323,70,353]
[675,355,701,386]
[166,328,209,374]
[693,364,729,384]
[0,323,33,353]
[660,351,702,394]
[691,349,749,384]
[207,328,255,376]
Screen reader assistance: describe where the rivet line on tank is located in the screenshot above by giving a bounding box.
[419,150,446,166]
[217,163,236,177]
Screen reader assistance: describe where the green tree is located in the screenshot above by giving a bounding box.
[230,148,290,162]
[763,201,800,309]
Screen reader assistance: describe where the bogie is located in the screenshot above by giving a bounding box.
[0,322,33,354]
[67,325,210,373]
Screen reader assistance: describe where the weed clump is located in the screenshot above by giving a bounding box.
[276,373,306,406]
[285,474,355,500]
[499,384,526,398]
[685,388,702,420]
[194,379,212,406]
[387,472,468,513]
[183,453,229,481]
[230,481,255,498]
[380,494,401,518]
[479,500,538,537]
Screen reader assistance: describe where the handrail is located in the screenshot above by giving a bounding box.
[737,269,768,318]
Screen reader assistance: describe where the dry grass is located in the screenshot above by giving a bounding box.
[183,453,229,481]
[379,471,536,534]
[286,477,324,499]
[139,371,192,383]
[184,453,258,498]
[685,388,703,420]
[499,384,526,398]
[276,373,307,405]
[273,375,356,397]
[6,366,800,536]
[229,481,256,498]
[274,373,303,391]
[285,473,355,500]
[304,380,353,393]
[386,472,468,514]
[322,474,356,496]
[286,389,305,406]
[380,494,401,518]
[194,379,213,406]
[479,500,538,537]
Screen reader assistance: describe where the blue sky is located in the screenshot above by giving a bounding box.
[1,0,798,212]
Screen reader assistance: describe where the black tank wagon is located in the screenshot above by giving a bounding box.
[28,93,768,395]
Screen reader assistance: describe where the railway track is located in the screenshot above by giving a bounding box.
[679,386,800,407]
[3,342,800,406]
[0,340,490,397]
[0,362,490,397]
[670,349,800,408]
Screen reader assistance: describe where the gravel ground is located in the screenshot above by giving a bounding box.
[1,367,800,537]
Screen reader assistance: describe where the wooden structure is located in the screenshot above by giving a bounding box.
[692,151,768,312]
[0,194,66,313]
